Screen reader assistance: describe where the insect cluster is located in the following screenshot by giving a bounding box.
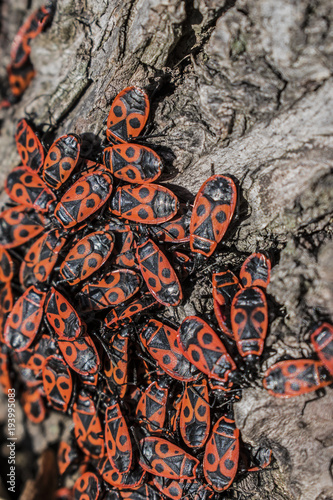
[0,83,332,500]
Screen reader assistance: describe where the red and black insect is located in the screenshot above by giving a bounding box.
[190,175,237,257]
[0,205,45,249]
[170,392,183,434]
[58,335,100,376]
[42,354,73,412]
[54,167,113,229]
[231,286,268,363]
[153,477,214,500]
[108,220,134,252]
[136,380,168,434]
[310,323,333,376]
[114,248,138,271]
[77,269,141,311]
[239,252,271,289]
[57,440,79,476]
[152,209,191,244]
[0,281,14,315]
[20,229,67,288]
[212,270,242,339]
[263,359,333,398]
[106,86,150,143]
[0,282,14,341]
[110,184,178,224]
[105,398,133,473]
[179,379,210,449]
[13,347,43,387]
[73,471,102,500]
[103,484,161,499]
[203,414,239,492]
[104,292,158,328]
[3,285,46,352]
[45,287,84,340]
[136,239,182,307]
[72,391,104,458]
[55,487,77,500]
[97,455,146,489]
[43,133,81,189]
[15,119,45,173]
[140,319,199,382]
[7,62,36,101]
[20,386,46,423]
[107,220,138,270]
[5,166,56,212]
[59,231,115,286]
[104,328,129,398]
[178,316,236,383]
[139,437,200,479]
[10,3,54,68]
[0,249,14,284]
[112,236,137,272]
[104,143,162,183]
[152,476,183,500]
[0,346,12,394]
[13,332,58,387]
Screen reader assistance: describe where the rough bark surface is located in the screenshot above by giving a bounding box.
[0,0,332,499]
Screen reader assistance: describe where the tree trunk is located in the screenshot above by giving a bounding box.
[0,0,332,499]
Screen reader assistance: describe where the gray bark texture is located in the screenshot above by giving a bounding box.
[0,0,332,499]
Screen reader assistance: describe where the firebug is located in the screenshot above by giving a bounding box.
[203,414,239,492]
[212,270,241,339]
[54,167,113,229]
[42,354,73,413]
[231,286,268,363]
[77,269,140,311]
[59,231,115,285]
[103,143,162,183]
[136,380,168,433]
[190,175,237,257]
[310,323,333,376]
[179,379,210,449]
[45,287,84,340]
[110,184,178,224]
[43,134,81,189]
[0,205,45,249]
[72,391,104,458]
[20,229,67,288]
[58,335,100,376]
[105,398,133,473]
[3,285,46,351]
[239,252,271,289]
[139,319,199,382]
[139,437,200,479]
[178,316,236,383]
[136,239,182,307]
[15,119,45,173]
[263,359,332,398]
[106,86,150,143]
[73,471,102,500]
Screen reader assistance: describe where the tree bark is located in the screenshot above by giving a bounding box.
[0,0,332,499]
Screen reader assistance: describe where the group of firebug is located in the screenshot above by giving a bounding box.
[0,3,333,500]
